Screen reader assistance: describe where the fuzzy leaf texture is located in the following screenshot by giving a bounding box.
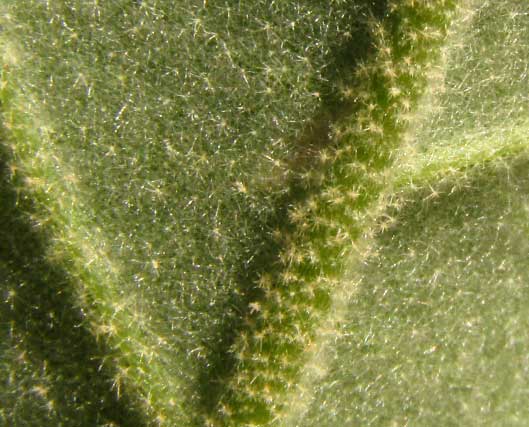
[1,1,529,426]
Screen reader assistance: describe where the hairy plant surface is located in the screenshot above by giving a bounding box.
[1,1,529,426]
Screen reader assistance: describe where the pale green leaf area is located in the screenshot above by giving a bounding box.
[416,0,529,145]
[398,0,529,177]
[304,156,529,427]
[1,0,529,426]
[302,2,529,426]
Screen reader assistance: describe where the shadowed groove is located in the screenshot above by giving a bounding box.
[0,130,148,427]
[196,0,391,422]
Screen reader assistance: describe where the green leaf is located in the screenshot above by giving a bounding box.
[1,1,529,426]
